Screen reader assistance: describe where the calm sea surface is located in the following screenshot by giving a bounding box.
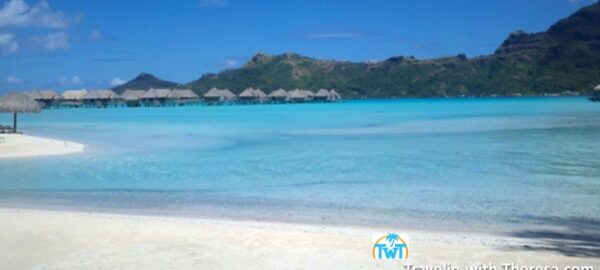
[1,97,599,233]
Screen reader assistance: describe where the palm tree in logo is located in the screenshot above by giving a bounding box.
[385,233,400,247]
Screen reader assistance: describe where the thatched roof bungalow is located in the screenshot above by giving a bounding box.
[80,90,103,107]
[139,88,172,106]
[315,89,331,101]
[269,89,288,102]
[171,89,199,100]
[170,89,200,105]
[301,90,315,101]
[121,90,145,107]
[254,89,268,103]
[28,90,60,107]
[59,89,87,107]
[329,89,341,101]
[288,89,308,103]
[239,87,267,104]
[204,87,237,104]
[62,90,87,101]
[97,89,121,100]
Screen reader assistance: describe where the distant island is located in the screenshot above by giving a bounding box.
[114,2,600,98]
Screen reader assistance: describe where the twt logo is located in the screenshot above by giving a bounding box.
[372,233,409,260]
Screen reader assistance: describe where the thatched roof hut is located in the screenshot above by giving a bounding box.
[254,89,268,101]
[315,89,331,100]
[239,87,266,103]
[39,90,60,101]
[62,90,87,101]
[221,89,237,101]
[141,89,159,99]
[97,89,121,100]
[121,90,145,101]
[240,88,268,99]
[288,89,307,102]
[27,90,44,100]
[120,90,145,106]
[28,90,59,100]
[28,90,60,107]
[204,88,236,103]
[269,89,288,99]
[141,88,172,100]
[80,90,101,100]
[151,89,173,99]
[171,89,199,99]
[0,92,42,113]
[301,90,315,100]
[239,87,257,98]
[329,89,341,100]
[0,92,42,133]
[204,87,221,98]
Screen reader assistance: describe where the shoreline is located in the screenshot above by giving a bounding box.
[0,208,598,269]
[0,134,84,158]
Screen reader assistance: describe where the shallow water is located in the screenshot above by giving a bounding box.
[1,97,599,233]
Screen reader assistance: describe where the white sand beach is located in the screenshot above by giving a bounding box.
[0,134,84,158]
[0,208,597,270]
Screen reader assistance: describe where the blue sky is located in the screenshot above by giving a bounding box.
[0,0,597,92]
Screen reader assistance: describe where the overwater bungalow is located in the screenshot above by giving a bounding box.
[170,89,200,105]
[28,90,61,107]
[120,90,145,107]
[315,89,331,102]
[238,88,256,104]
[329,89,341,101]
[60,89,87,108]
[80,90,103,107]
[97,89,122,107]
[221,89,237,104]
[255,89,268,103]
[141,88,172,106]
[204,87,237,105]
[268,88,288,103]
[62,90,87,101]
[301,90,315,101]
[288,89,308,103]
[239,87,268,104]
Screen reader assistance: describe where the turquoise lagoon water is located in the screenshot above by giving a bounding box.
[0,97,599,232]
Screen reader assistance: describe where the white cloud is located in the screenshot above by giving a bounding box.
[305,32,362,39]
[199,0,228,7]
[0,0,70,29]
[224,59,237,67]
[31,31,69,51]
[6,75,23,84]
[58,75,81,86]
[71,75,81,85]
[110,77,126,86]
[0,32,18,54]
[88,29,103,42]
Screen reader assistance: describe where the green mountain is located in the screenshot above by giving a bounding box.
[119,2,600,97]
[112,73,180,94]
[186,2,600,97]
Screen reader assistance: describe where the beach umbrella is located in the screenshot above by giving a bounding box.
[594,84,600,91]
[0,92,42,133]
